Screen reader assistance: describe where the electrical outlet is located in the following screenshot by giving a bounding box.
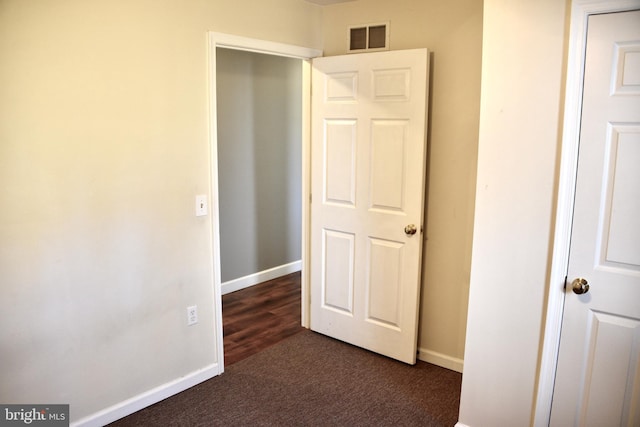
[187,305,198,326]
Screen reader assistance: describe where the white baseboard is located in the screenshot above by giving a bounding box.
[221,260,302,295]
[454,423,471,427]
[71,363,221,427]
[418,347,464,373]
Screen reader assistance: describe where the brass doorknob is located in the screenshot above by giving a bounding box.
[404,224,417,236]
[571,278,589,295]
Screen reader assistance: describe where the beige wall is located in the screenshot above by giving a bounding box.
[1,0,482,421]
[0,0,321,423]
[322,0,483,368]
[459,0,568,425]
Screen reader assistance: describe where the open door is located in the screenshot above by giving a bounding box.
[310,49,429,364]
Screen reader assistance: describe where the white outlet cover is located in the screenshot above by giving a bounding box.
[187,305,198,326]
[195,195,207,217]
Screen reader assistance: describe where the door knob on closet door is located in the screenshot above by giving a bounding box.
[404,224,417,236]
[571,277,589,295]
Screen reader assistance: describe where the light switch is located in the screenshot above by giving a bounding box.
[195,195,208,217]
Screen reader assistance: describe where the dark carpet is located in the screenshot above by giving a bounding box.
[109,330,462,426]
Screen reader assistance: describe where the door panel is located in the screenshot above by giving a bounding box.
[324,120,357,205]
[551,10,640,426]
[322,229,355,313]
[579,311,640,426]
[602,124,640,267]
[370,120,409,211]
[367,238,403,327]
[310,49,428,365]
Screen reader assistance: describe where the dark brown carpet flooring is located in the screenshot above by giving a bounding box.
[109,330,462,426]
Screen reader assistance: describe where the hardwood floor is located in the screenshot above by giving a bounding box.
[222,271,305,365]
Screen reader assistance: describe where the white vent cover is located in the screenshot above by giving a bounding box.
[348,22,389,53]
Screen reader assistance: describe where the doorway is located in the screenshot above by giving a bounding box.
[535,1,640,424]
[208,33,321,371]
[216,46,303,365]
[550,8,640,425]
[216,47,302,290]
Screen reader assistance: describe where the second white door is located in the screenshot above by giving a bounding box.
[551,9,640,426]
[310,49,429,364]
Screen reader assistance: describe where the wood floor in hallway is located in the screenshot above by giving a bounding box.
[222,271,304,365]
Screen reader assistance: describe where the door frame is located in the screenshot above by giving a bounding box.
[534,0,640,424]
[207,32,321,372]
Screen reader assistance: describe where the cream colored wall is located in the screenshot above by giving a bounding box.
[322,0,483,368]
[458,0,568,425]
[0,0,321,423]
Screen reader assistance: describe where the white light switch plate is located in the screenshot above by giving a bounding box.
[195,195,207,217]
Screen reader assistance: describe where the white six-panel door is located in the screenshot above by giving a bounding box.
[551,10,640,426]
[310,49,428,365]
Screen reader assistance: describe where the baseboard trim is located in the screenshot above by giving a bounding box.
[221,261,302,295]
[418,348,464,373]
[71,362,221,427]
[454,423,471,427]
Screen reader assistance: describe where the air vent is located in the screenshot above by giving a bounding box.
[348,22,389,53]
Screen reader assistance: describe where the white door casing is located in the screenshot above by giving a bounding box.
[550,9,640,426]
[310,49,428,365]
